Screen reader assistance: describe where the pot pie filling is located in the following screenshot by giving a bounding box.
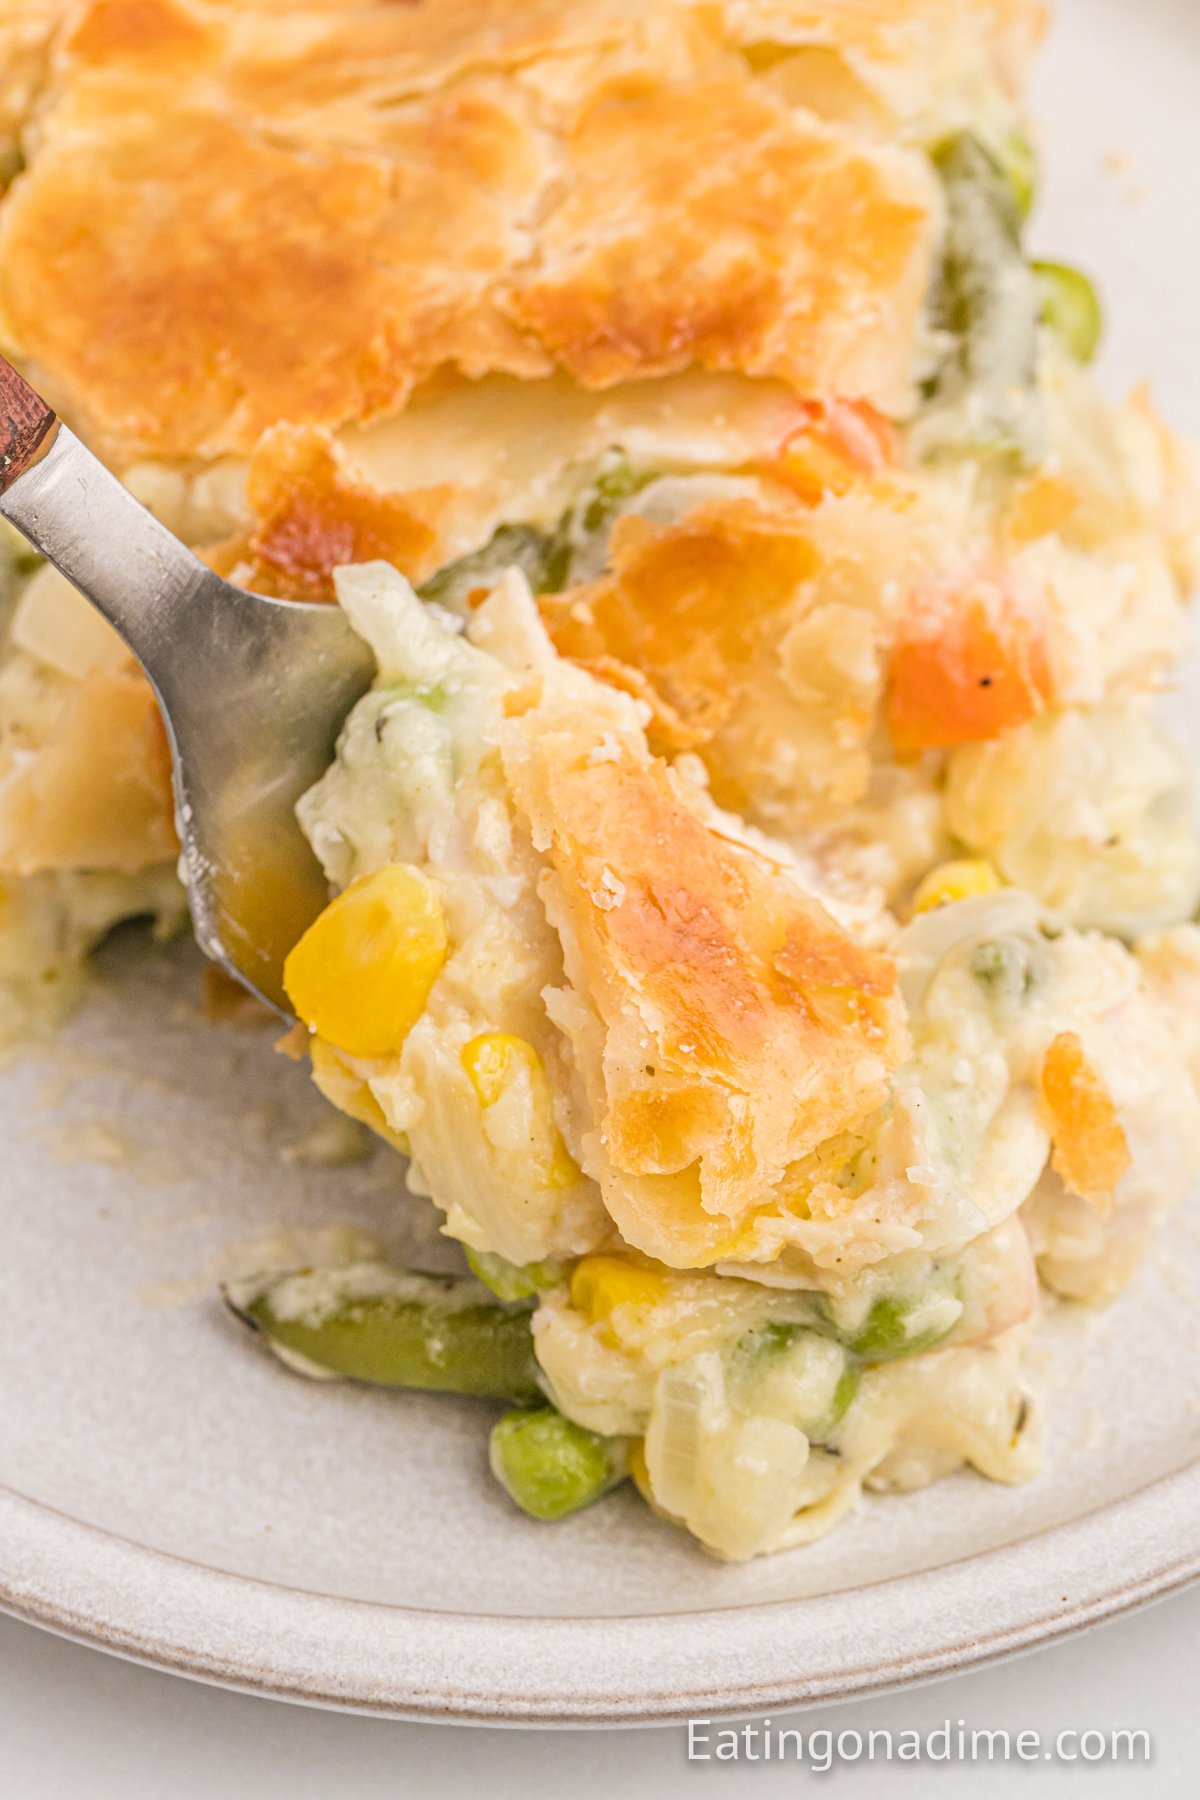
[2,0,1199,1556]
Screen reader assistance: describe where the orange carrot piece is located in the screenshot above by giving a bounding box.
[1040,1031,1131,1209]
[885,574,1055,758]
[763,399,895,504]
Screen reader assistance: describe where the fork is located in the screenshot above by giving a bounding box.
[0,354,375,1014]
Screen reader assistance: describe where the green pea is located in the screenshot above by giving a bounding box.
[971,938,1036,1000]
[1033,260,1103,363]
[489,1406,629,1521]
[972,940,1015,986]
[384,677,449,711]
[728,1321,860,1444]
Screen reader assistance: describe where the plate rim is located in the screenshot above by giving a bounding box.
[4,0,1200,1735]
[3,1459,1198,1725]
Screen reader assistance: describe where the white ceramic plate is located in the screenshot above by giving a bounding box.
[4,0,1200,1727]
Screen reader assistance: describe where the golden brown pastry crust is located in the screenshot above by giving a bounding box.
[721,0,1046,88]
[0,0,968,462]
[502,685,908,1243]
[209,425,460,598]
[540,498,822,752]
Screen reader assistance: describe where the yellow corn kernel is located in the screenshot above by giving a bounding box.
[627,1439,651,1500]
[911,858,1000,915]
[283,864,447,1059]
[570,1255,669,1329]
[462,1032,539,1106]
[461,1032,579,1189]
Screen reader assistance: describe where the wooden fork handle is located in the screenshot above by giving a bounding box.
[0,354,57,495]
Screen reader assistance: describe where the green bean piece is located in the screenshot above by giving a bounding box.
[223,1262,543,1402]
[418,523,559,609]
[831,1289,959,1362]
[464,1247,567,1303]
[919,132,1041,460]
[994,125,1038,223]
[537,452,658,589]
[490,1405,630,1522]
[577,455,658,534]
[417,452,657,609]
[813,1361,861,1443]
[1033,260,1103,364]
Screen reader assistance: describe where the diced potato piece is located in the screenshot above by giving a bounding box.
[0,668,176,874]
[11,563,129,681]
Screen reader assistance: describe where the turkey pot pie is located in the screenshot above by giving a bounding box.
[2,0,1200,1557]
